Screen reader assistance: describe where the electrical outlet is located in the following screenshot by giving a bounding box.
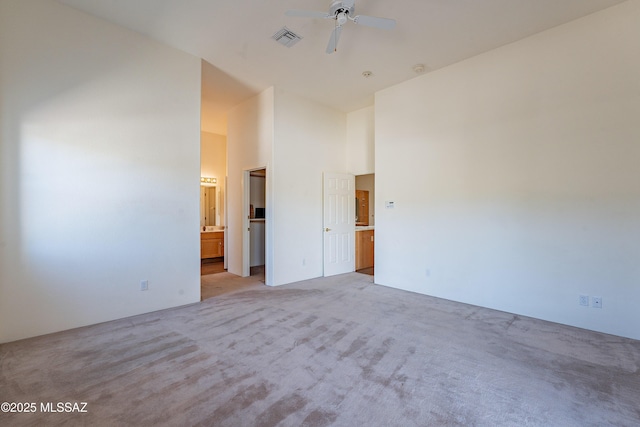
[140,280,149,291]
[592,296,602,309]
[579,295,589,307]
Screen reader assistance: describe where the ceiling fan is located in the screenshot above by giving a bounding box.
[285,0,396,54]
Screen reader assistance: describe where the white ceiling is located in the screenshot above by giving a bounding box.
[58,0,627,135]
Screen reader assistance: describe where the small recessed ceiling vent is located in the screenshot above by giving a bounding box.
[272,27,303,47]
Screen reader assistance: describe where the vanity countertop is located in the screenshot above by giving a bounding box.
[202,226,225,233]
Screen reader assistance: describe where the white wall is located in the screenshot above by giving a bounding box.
[250,175,266,209]
[272,89,347,285]
[201,131,227,225]
[0,0,202,343]
[227,88,274,280]
[375,1,640,340]
[250,174,266,267]
[250,222,266,267]
[226,88,347,286]
[346,106,375,175]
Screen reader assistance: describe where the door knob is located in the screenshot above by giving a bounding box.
[325,228,331,232]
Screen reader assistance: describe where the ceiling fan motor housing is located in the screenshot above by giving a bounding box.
[330,1,354,20]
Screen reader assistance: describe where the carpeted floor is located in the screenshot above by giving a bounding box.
[201,266,265,301]
[1,272,639,426]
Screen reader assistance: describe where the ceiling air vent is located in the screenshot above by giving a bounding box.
[272,27,302,48]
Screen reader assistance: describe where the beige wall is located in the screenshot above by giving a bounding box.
[375,1,640,340]
[201,131,227,226]
[346,106,375,175]
[201,132,227,182]
[0,0,202,343]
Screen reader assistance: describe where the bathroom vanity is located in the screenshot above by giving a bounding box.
[201,231,224,259]
[355,227,374,270]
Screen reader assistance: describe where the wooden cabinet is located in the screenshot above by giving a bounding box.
[201,231,224,259]
[356,190,369,226]
[355,229,374,270]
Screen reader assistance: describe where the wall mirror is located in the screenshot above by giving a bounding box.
[200,184,218,226]
[355,189,369,226]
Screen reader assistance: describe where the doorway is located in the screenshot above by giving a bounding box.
[200,181,225,276]
[355,173,375,276]
[243,168,267,283]
[249,169,266,277]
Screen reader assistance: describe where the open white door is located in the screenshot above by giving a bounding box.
[323,172,355,276]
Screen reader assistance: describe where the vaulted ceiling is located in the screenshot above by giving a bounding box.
[57,0,627,134]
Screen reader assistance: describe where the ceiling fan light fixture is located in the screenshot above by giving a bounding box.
[337,11,348,26]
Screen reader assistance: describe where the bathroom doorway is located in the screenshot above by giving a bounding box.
[199,130,227,278]
[200,180,225,276]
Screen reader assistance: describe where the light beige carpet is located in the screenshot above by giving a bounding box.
[1,272,639,426]
[200,269,264,301]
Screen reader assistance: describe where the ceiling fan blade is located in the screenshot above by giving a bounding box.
[285,9,330,19]
[353,15,396,30]
[342,0,355,8]
[326,26,343,54]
